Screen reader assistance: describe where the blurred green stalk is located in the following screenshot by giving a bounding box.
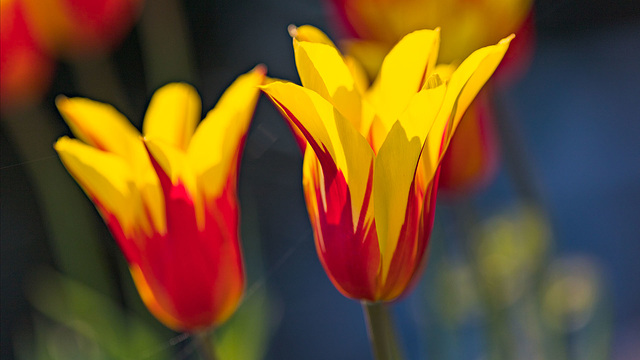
[362,302,404,360]
[138,0,196,91]
[2,107,115,296]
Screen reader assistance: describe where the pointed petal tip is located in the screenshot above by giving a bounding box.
[253,63,267,76]
[53,136,71,151]
[288,24,298,38]
[54,94,69,107]
[501,34,516,44]
[155,81,197,94]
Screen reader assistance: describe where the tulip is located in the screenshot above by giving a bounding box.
[328,0,531,68]
[1,0,142,112]
[0,0,55,112]
[21,0,143,58]
[262,26,511,301]
[54,66,265,331]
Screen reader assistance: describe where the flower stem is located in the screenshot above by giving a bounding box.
[195,331,218,360]
[362,301,403,360]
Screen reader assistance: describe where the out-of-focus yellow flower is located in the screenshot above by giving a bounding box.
[329,0,532,70]
[0,0,55,112]
[262,25,511,301]
[54,67,266,331]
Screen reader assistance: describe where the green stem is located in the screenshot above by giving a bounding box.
[195,331,218,360]
[69,55,133,118]
[1,106,115,295]
[138,0,196,91]
[452,202,515,360]
[362,302,403,360]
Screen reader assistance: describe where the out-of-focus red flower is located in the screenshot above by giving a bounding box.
[438,89,499,197]
[21,0,143,58]
[54,67,266,331]
[0,0,55,112]
[1,0,142,113]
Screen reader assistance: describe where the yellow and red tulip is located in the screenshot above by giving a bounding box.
[262,26,511,301]
[54,67,265,331]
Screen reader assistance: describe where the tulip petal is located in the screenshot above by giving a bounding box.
[342,40,389,83]
[56,96,141,158]
[261,81,342,176]
[142,83,201,151]
[262,80,374,222]
[421,35,513,182]
[290,24,337,48]
[334,106,375,228]
[129,264,183,331]
[54,137,137,231]
[294,40,363,128]
[188,67,265,199]
[397,78,447,145]
[370,29,440,127]
[144,137,203,229]
[343,55,369,96]
[373,121,423,282]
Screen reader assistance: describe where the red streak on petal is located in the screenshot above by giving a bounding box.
[307,157,380,301]
[272,97,338,180]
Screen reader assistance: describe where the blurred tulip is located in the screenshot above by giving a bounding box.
[475,205,550,305]
[329,0,532,67]
[1,0,142,112]
[262,25,511,301]
[0,0,55,112]
[21,0,143,58]
[438,89,499,196]
[54,67,265,331]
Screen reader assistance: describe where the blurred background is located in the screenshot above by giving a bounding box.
[2,0,639,359]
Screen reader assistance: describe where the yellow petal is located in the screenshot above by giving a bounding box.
[56,96,141,158]
[54,137,137,232]
[342,40,389,82]
[262,80,374,218]
[294,40,363,128]
[343,55,369,98]
[289,24,337,48]
[144,138,195,192]
[373,121,423,282]
[421,35,513,182]
[370,29,440,127]
[334,105,375,229]
[398,79,447,146]
[260,81,342,170]
[188,66,265,199]
[144,137,203,229]
[432,63,457,83]
[142,83,201,152]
